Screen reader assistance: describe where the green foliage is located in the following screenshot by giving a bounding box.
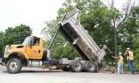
[4,24,32,45]
[52,44,79,60]
[133,35,139,71]
[117,6,139,71]
[0,32,5,57]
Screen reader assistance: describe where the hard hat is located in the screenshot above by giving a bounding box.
[127,47,130,50]
[119,52,122,55]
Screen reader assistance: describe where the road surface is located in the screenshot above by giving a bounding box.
[0,65,139,83]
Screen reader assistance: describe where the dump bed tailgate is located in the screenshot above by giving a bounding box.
[59,9,106,63]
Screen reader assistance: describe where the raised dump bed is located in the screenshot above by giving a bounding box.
[59,9,106,63]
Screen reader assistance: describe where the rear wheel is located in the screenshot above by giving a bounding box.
[84,62,96,72]
[70,61,82,72]
[7,58,22,74]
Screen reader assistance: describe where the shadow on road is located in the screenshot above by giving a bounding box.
[21,70,63,73]
[2,69,63,74]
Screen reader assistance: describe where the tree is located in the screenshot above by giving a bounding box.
[0,32,5,57]
[4,24,32,45]
[122,6,139,71]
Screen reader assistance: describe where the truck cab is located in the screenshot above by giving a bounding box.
[22,36,44,60]
[4,36,45,60]
[2,36,51,73]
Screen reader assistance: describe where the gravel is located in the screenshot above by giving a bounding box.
[0,65,139,83]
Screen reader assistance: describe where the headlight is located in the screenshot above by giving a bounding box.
[4,45,10,57]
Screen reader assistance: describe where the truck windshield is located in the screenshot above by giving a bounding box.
[22,36,32,46]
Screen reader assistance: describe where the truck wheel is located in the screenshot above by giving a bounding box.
[7,58,22,74]
[84,62,96,72]
[70,61,82,72]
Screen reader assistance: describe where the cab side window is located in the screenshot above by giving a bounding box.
[32,37,40,46]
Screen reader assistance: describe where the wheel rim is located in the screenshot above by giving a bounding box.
[74,63,81,71]
[9,61,18,71]
[88,64,95,71]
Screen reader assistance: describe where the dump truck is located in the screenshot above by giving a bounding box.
[1,9,106,73]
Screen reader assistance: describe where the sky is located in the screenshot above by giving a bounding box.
[0,0,64,35]
[0,0,138,36]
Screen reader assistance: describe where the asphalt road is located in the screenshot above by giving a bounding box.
[0,65,139,83]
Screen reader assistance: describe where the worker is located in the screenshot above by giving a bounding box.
[124,48,134,75]
[113,52,124,74]
[35,40,39,46]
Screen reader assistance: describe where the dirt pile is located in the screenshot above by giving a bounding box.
[99,65,116,73]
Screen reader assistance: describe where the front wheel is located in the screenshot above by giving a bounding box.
[6,58,22,74]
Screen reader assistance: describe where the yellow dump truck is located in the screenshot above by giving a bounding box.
[1,9,106,73]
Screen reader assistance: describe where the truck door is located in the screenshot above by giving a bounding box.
[29,37,43,59]
[24,36,43,60]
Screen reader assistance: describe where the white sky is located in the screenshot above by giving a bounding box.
[0,0,64,35]
[0,0,138,35]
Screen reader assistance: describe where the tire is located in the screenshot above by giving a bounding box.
[84,62,96,72]
[6,58,22,74]
[70,61,82,72]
